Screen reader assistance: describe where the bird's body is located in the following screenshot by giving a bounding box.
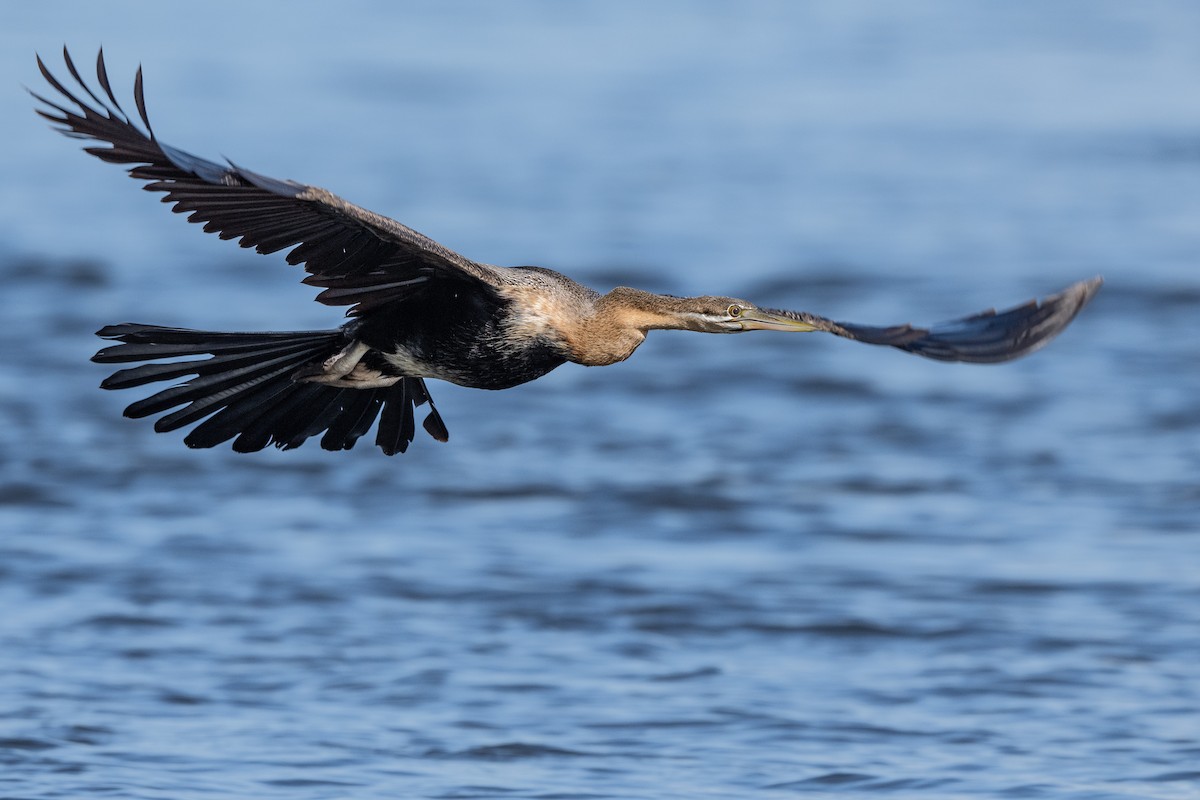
[35,49,1101,455]
[352,267,575,391]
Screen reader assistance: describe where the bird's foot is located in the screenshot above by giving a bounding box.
[294,339,399,387]
[320,340,371,379]
[313,370,403,389]
[293,339,370,382]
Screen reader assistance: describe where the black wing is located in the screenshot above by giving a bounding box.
[32,47,500,316]
[765,277,1102,363]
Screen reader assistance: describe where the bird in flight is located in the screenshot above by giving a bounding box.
[33,48,1101,456]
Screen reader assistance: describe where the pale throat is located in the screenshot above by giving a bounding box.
[502,286,692,368]
[562,292,691,367]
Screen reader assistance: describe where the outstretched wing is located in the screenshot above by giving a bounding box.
[765,277,1102,363]
[32,47,500,316]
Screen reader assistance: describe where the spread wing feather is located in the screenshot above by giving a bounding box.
[33,47,500,316]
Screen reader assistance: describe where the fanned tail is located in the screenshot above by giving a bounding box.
[93,324,448,455]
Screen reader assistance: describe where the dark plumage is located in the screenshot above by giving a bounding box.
[34,48,1101,455]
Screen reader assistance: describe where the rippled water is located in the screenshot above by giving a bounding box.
[2,3,1199,798]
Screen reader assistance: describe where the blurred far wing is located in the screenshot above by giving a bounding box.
[764,277,1102,364]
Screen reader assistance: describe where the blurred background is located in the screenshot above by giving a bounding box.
[1,2,1198,798]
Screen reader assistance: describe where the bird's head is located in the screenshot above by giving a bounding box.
[599,288,823,335]
[676,296,821,334]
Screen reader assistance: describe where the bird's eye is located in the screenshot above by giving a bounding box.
[727,304,743,318]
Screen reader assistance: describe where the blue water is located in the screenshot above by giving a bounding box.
[2,3,1199,798]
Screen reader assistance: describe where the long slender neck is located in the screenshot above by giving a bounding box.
[565,287,698,366]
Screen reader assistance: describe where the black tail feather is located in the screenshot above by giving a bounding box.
[131,348,317,422]
[376,380,414,455]
[186,374,307,449]
[101,339,319,389]
[321,390,382,451]
[93,323,449,454]
[232,384,340,453]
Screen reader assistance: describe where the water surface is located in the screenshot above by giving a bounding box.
[1,3,1198,798]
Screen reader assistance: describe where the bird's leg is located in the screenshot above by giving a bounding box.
[319,339,371,379]
[293,339,399,388]
[292,339,368,382]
